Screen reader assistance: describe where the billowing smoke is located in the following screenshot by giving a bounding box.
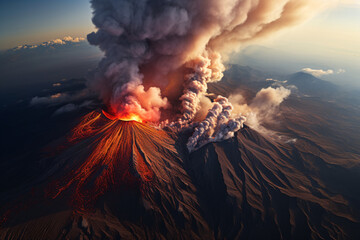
[175,51,225,127]
[230,86,291,132]
[187,96,246,152]
[87,0,332,149]
[250,86,292,112]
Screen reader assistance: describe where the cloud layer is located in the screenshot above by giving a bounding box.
[12,36,85,51]
[302,68,334,77]
[30,89,90,106]
[302,67,346,77]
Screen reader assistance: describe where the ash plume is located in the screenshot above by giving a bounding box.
[87,0,332,147]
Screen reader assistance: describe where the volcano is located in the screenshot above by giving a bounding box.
[41,111,184,209]
[1,108,359,240]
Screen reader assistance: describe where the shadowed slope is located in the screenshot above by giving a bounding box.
[186,126,360,240]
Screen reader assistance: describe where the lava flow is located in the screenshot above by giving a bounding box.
[47,110,172,209]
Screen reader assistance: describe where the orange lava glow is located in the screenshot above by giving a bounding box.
[102,110,143,123]
[47,110,159,210]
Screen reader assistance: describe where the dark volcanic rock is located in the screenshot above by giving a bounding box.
[1,121,359,239]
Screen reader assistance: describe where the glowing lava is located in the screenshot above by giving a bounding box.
[102,110,143,123]
[47,110,175,210]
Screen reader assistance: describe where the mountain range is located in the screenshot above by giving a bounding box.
[1,64,359,239]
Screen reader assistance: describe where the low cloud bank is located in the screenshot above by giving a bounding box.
[12,36,86,51]
[30,89,90,106]
[302,67,345,77]
[53,100,94,115]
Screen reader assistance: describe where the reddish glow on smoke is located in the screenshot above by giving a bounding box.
[48,110,158,210]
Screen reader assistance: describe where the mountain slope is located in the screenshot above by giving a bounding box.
[286,72,339,97]
[187,127,359,239]
[1,119,359,239]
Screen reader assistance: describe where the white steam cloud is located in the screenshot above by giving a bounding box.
[229,86,291,132]
[88,0,334,151]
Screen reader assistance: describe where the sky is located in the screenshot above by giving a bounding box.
[263,2,360,65]
[1,1,359,50]
[239,1,360,87]
[0,0,94,50]
[1,0,359,52]
[0,0,359,86]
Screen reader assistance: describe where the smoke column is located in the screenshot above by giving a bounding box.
[87,0,332,149]
[187,96,246,152]
[176,51,225,128]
